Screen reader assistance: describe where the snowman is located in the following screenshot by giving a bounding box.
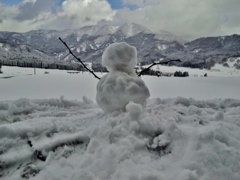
[96,42,150,113]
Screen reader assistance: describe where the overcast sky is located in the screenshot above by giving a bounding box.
[0,0,240,40]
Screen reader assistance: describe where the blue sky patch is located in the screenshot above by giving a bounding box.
[0,0,125,9]
[107,0,122,9]
[0,0,22,5]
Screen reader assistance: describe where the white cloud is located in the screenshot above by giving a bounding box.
[0,0,115,32]
[0,0,240,40]
[60,0,115,28]
[117,0,240,39]
[15,0,59,21]
[0,3,19,20]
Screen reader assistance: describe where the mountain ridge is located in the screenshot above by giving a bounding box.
[0,23,239,70]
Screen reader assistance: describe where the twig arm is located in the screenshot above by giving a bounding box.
[59,37,100,80]
[138,59,181,77]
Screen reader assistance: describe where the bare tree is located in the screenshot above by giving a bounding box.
[137,59,181,77]
[59,37,100,80]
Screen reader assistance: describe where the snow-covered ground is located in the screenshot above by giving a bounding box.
[1,65,240,101]
[1,65,240,180]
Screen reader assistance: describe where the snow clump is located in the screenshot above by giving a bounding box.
[96,42,150,113]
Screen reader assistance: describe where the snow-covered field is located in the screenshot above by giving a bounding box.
[1,65,240,180]
[1,65,240,101]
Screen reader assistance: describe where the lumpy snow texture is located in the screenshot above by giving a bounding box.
[102,42,137,74]
[96,71,150,112]
[1,97,240,180]
[97,42,150,112]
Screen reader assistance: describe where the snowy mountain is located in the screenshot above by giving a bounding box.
[93,25,118,36]
[184,34,240,53]
[0,41,82,70]
[0,41,53,65]
[0,23,240,70]
[116,22,153,37]
[155,30,187,44]
[170,34,240,68]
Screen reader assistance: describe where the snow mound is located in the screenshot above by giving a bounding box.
[1,97,240,180]
[97,42,150,113]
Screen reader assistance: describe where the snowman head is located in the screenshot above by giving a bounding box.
[102,42,137,74]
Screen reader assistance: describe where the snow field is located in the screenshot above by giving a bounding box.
[0,66,100,101]
[0,97,240,179]
[1,66,240,101]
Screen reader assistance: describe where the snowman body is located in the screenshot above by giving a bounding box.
[96,42,150,113]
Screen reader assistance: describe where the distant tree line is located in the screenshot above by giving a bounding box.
[0,59,112,73]
[92,63,108,72]
[0,59,191,78]
[0,59,84,71]
[173,71,189,77]
[138,68,191,77]
[138,68,160,76]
